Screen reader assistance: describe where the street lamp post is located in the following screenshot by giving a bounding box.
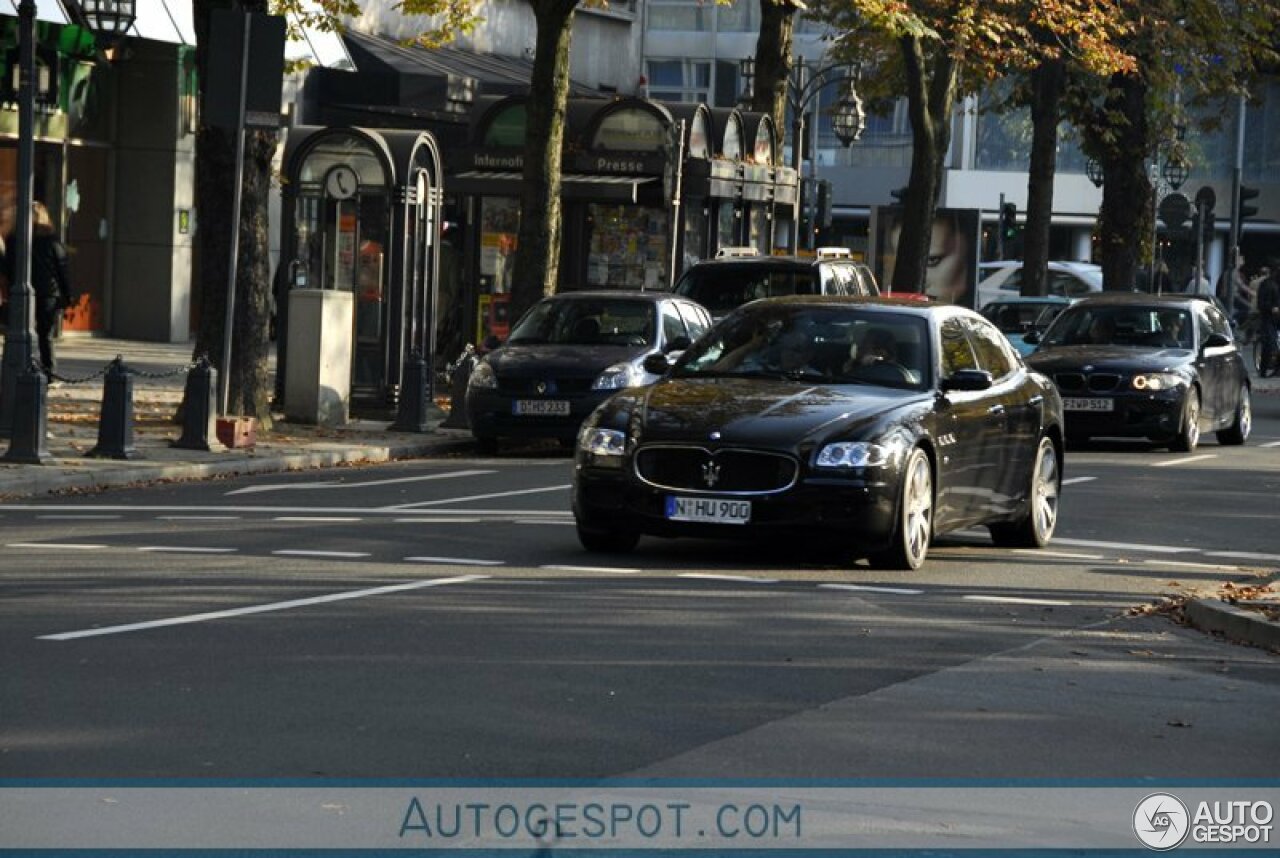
[740,58,865,253]
[0,0,134,460]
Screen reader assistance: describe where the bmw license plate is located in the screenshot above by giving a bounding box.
[513,399,570,416]
[1063,397,1114,412]
[665,496,751,525]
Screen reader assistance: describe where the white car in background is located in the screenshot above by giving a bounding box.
[976,261,1103,309]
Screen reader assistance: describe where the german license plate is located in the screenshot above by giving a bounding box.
[665,496,751,525]
[513,399,570,416]
[1062,397,1114,412]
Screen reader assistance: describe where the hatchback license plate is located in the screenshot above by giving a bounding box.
[1063,397,1114,412]
[513,399,570,416]
[665,496,751,525]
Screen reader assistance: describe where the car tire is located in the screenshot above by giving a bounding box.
[989,436,1060,549]
[1170,388,1201,452]
[475,436,499,455]
[577,525,640,554]
[1215,384,1252,446]
[871,447,933,571]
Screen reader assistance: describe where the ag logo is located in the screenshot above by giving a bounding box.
[1133,793,1190,850]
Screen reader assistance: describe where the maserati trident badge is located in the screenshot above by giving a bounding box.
[701,461,721,488]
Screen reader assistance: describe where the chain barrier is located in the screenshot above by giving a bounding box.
[46,353,209,386]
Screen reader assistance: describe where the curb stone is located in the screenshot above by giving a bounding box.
[1184,599,1280,652]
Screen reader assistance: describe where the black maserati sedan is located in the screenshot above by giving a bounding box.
[1025,293,1251,451]
[572,297,1065,569]
[466,291,712,453]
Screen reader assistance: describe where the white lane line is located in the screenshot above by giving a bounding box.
[1144,558,1247,572]
[393,518,484,524]
[6,543,107,550]
[36,514,122,520]
[1153,454,1218,467]
[403,556,505,566]
[964,595,1073,606]
[387,485,572,510]
[818,583,924,595]
[226,469,496,496]
[38,575,490,641]
[1260,440,1280,448]
[679,573,780,584]
[1060,476,1096,486]
[540,564,641,575]
[138,547,238,555]
[1012,549,1105,560]
[1204,550,1280,563]
[273,549,371,559]
[515,519,576,526]
[273,516,363,523]
[159,516,242,521]
[1051,538,1198,555]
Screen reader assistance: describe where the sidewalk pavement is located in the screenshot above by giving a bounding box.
[1,335,1277,650]
[0,336,472,501]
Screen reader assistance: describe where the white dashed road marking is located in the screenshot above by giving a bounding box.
[1060,477,1096,486]
[1051,538,1197,555]
[540,564,641,575]
[1153,454,1217,467]
[818,583,924,595]
[273,550,372,559]
[388,485,572,510]
[1204,550,1280,563]
[36,515,122,520]
[138,547,237,554]
[964,595,1073,606]
[403,556,505,566]
[679,573,780,584]
[1012,549,1105,560]
[273,517,363,523]
[38,575,490,641]
[225,469,496,496]
[7,543,107,550]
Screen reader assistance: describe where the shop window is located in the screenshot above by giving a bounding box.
[483,104,527,147]
[646,0,710,32]
[646,60,711,104]
[717,1,757,32]
[593,106,670,151]
[586,204,669,289]
[682,203,708,268]
[480,197,520,293]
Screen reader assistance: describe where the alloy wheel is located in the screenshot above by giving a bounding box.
[1030,437,1060,543]
[902,450,933,568]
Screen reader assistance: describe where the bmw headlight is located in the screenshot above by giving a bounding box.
[1131,372,1182,391]
[815,439,904,469]
[592,361,645,391]
[468,361,497,390]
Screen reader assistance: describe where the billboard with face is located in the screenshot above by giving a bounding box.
[871,207,981,309]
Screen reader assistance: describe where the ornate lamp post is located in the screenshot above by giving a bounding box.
[1085,158,1104,188]
[1,0,135,460]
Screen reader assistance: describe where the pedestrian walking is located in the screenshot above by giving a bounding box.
[1257,259,1280,376]
[3,201,73,380]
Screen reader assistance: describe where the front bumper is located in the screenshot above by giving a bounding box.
[1060,389,1186,438]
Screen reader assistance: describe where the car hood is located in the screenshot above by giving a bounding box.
[486,343,646,377]
[623,377,930,447]
[1027,345,1192,373]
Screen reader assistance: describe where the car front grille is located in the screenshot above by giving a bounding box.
[1054,372,1121,394]
[497,377,595,395]
[634,446,799,495]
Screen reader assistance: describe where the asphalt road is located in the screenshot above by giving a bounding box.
[1,407,1278,780]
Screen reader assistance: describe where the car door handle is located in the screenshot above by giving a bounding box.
[987,404,1006,416]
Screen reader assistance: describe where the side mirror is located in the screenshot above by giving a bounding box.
[665,335,692,354]
[1022,330,1042,346]
[1203,332,1231,349]
[643,352,673,375]
[942,368,994,392]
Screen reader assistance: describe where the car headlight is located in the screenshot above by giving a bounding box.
[592,361,644,391]
[815,439,904,469]
[578,427,627,459]
[1131,372,1182,391]
[468,361,497,390]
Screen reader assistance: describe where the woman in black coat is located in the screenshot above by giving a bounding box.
[4,201,73,379]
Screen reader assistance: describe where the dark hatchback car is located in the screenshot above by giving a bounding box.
[465,291,712,453]
[671,250,881,321]
[1025,294,1251,451]
[573,297,1065,569]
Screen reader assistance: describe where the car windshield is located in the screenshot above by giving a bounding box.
[982,302,1066,334]
[507,298,656,347]
[673,266,816,316]
[1040,306,1192,348]
[673,305,930,390]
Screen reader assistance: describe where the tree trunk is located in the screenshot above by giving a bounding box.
[191,0,274,429]
[892,35,956,294]
[1092,73,1151,292]
[508,0,577,325]
[1022,58,1065,297]
[750,0,799,149]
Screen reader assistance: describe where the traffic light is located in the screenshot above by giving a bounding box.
[1000,202,1018,239]
[1238,185,1260,222]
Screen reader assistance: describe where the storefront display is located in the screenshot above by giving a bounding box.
[586,204,668,289]
[479,197,520,293]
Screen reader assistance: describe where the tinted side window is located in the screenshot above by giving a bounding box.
[964,317,1017,379]
[675,302,709,340]
[940,317,980,376]
[661,303,687,344]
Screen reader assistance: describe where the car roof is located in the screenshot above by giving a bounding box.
[545,289,686,303]
[1069,292,1210,308]
[741,295,961,317]
[683,255,860,271]
[983,295,1072,305]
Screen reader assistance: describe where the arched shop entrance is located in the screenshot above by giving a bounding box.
[277,126,444,411]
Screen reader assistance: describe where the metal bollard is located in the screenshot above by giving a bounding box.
[390,350,437,433]
[439,346,475,431]
[2,362,52,464]
[172,356,225,451]
[87,357,140,460]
